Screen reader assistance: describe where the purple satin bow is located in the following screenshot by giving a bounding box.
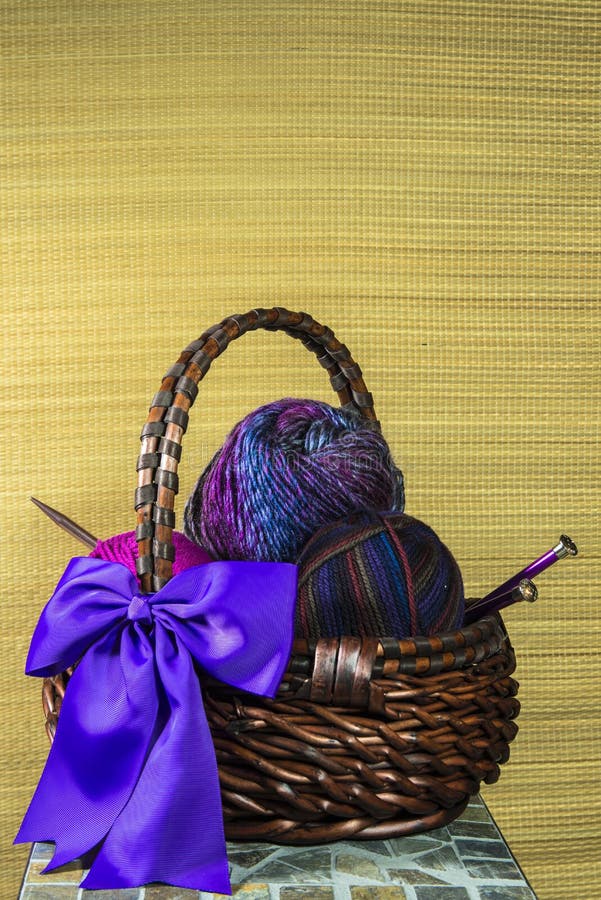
[15,556,298,894]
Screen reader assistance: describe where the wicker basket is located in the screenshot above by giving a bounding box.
[42,306,519,843]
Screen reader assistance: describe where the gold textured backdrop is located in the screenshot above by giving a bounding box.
[1,2,599,897]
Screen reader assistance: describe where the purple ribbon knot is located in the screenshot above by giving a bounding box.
[15,556,298,894]
[127,593,152,623]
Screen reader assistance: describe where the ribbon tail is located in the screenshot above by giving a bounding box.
[83,623,231,894]
[15,624,158,872]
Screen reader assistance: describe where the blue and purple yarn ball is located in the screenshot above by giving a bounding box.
[295,510,465,639]
[183,398,404,562]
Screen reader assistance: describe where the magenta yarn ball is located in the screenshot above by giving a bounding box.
[89,530,213,576]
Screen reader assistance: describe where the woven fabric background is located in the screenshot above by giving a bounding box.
[1,3,599,898]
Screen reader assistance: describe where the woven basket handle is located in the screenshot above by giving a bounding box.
[135,307,378,592]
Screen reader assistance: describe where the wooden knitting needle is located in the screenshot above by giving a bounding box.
[31,496,98,549]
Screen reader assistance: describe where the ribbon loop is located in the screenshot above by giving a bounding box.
[15,556,298,894]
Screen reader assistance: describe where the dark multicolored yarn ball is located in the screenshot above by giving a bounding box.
[183,397,404,562]
[295,510,464,640]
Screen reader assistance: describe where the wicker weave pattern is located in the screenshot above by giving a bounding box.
[212,623,518,842]
[43,309,520,843]
[43,618,518,842]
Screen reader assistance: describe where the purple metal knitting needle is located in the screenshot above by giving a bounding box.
[463,578,538,626]
[482,535,577,603]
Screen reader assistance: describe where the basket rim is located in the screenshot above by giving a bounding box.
[289,612,505,664]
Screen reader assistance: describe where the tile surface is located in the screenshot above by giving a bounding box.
[19,796,537,899]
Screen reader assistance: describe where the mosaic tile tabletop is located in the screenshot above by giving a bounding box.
[18,795,537,900]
